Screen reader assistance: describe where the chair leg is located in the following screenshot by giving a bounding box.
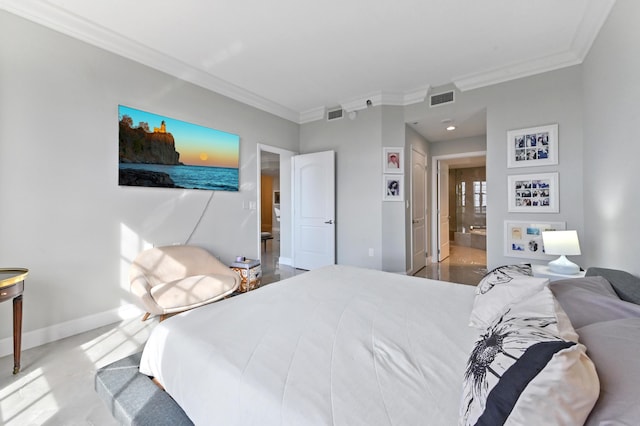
[141,312,151,322]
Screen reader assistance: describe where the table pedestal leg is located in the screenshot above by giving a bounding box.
[13,294,22,375]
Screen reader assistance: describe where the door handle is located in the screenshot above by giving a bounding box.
[324,220,334,224]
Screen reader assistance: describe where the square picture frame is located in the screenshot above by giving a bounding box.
[508,172,559,213]
[383,175,403,201]
[383,147,403,174]
[507,123,558,168]
[504,220,566,259]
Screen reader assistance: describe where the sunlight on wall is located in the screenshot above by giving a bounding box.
[120,223,152,292]
[596,180,624,265]
[600,184,623,221]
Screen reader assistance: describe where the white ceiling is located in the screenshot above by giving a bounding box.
[1,0,615,141]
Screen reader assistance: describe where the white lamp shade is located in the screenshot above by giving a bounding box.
[542,230,581,274]
[541,230,581,255]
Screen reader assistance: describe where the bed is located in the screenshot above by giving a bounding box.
[138,264,640,425]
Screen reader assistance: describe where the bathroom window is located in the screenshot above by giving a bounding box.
[474,181,486,213]
[458,182,466,207]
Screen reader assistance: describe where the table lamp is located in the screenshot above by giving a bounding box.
[541,230,581,274]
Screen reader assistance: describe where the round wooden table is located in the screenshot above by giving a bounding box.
[0,268,28,374]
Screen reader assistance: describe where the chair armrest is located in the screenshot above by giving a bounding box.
[129,267,163,315]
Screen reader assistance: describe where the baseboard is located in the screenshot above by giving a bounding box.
[0,303,143,358]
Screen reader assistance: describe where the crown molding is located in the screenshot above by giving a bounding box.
[0,0,300,123]
[1,0,614,123]
[338,86,430,114]
[453,51,583,92]
[403,86,431,105]
[453,0,615,92]
[571,0,616,59]
[299,107,326,124]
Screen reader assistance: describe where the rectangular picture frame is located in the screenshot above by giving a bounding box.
[507,123,558,168]
[508,172,559,213]
[504,220,566,259]
[383,147,403,174]
[383,175,403,201]
[118,105,240,191]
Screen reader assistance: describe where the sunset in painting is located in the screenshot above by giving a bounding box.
[118,105,239,191]
[118,105,239,168]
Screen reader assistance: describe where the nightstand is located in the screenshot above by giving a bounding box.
[532,264,585,282]
[229,258,261,292]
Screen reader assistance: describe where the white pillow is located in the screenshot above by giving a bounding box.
[469,275,549,329]
[460,288,599,426]
[476,264,534,295]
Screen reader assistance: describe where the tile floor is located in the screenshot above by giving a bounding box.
[0,241,486,425]
[414,244,488,285]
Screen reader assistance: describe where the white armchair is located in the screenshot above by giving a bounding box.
[129,245,240,321]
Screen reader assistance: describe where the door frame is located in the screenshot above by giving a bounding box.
[409,146,427,275]
[257,144,296,266]
[430,151,486,263]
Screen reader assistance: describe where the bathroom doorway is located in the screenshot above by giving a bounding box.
[431,152,487,268]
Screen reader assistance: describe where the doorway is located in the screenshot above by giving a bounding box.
[431,152,487,270]
[258,145,295,280]
[260,151,280,272]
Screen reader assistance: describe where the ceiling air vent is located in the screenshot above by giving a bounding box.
[430,91,455,107]
[327,108,344,121]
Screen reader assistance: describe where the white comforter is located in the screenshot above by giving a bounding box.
[139,265,479,425]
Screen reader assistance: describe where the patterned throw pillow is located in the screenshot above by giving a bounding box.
[476,264,533,295]
[461,288,599,425]
[469,264,548,329]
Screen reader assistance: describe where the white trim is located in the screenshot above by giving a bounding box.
[571,0,617,59]
[454,51,581,92]
[299,107,326,124]
[279,256,293,266]
[0,303,143,358]
[430,151,486,263]
[257,144,297,266]
[1,0,614,123]
[0,0,299,123]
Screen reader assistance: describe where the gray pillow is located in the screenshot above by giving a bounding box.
[550,277,640,329]
[586,267,640,305]
[578,318,640,425]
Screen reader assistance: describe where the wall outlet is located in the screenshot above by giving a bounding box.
[368,248,374,257]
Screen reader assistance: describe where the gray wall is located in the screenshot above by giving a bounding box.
[479,66,585,269]
[582,0,640,275]
[0,11,298,347]
[299,105,408,273]
[429,135,486,158]
[381,106,407,273]
[406,67,585,270]
[300,107,385,270]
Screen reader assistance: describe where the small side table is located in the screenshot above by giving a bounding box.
[532,264,585,282]
[0,268,28,374]
[229,259,261,292]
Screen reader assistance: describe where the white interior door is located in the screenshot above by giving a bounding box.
[411,148,427,272]
[438,161,450,261]
[293,151,335,270]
